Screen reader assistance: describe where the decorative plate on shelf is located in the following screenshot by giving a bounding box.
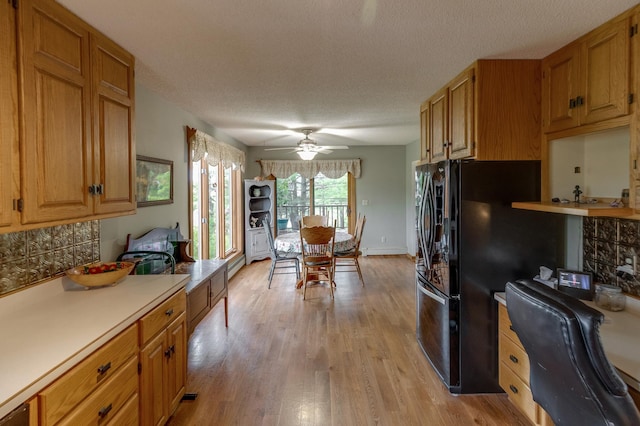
[65,261,135,288]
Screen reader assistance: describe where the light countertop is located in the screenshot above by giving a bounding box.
[494,291,640,392]
[0,273,189,419]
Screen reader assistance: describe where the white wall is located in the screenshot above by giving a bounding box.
[405,140,420,257]
[246,145,410,255]
[100,84,248,261]
[549,126,629,200]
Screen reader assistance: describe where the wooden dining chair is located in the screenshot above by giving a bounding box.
[299,222,336,299]
[263,218,300,288]
[301,215,328,227]
[334,214,366,286]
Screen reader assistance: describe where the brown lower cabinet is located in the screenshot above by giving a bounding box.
[57,359,138,426]
[498,303,554,426]
[36,324,139,425]
[139,291,187,426]
[30,289,187,425]
[105,393,139,426]
[139,314,186,426]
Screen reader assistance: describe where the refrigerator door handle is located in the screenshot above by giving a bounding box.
[417,282,446,305]
[418,173,432,270]
[426,184,436,266]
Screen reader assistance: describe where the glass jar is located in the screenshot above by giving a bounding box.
[594,284,626,312]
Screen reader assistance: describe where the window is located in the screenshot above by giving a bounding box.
[190,159,242,260]
[276,172,355,233]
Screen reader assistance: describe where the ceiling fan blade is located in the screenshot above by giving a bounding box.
[317,145,349,150]
[264,147,297,151]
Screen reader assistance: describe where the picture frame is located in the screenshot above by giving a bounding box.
[136,155,174,207]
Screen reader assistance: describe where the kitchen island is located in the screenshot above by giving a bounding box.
[0,273,189,420]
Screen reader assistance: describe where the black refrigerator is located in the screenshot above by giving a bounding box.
[415,159,565,394]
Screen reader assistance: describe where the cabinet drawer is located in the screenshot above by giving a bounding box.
[39,324,138,425]
[499,332,531,384]
[106,393,138,426]
[499,361,537,422]
[57,357,138,426]
[498,303,522,347]
[188,279,210,323]
[139,290,186,345]
[211,270,226,301]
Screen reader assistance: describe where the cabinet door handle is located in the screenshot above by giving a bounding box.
[165,308,174,317]
[576,96,584,106]
[98,403,112,419]
[569,98,577,109]
[97,361,112,376]
[165,348,172,359]
[509,384,518,394]
[509,354,519,364]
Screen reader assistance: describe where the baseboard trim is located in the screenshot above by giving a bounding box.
[362,246,407,256]
[228,256,245,279]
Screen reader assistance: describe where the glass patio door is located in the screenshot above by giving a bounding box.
[275,172,354,234]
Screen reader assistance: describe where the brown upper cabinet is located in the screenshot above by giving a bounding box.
[5,0,136,232]
[428,86,449,162]
[427,68,474,163]
[542,16,631,134]
[0,1,19,230]
[421,60,541,163]
[90,34,137,217]
[514,8,639,217]
[419,101,430,162]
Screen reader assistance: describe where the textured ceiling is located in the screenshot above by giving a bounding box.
[58,0,638,148]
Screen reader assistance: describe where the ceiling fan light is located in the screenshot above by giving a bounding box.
[298,151,317,160]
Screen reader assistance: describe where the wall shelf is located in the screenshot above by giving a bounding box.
[512,201,632,217]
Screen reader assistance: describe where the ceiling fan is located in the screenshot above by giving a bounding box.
[264,129,348,160]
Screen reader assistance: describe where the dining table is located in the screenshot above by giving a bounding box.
[274,230,355,288]
[274,230,355,254]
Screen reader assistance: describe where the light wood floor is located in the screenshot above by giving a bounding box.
[168,256,530,426]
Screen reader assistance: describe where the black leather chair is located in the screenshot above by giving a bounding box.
[506,279,640,426]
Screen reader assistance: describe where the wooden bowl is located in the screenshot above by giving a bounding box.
[65,261,135,287]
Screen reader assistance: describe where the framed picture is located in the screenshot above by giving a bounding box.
[136,155,173,207]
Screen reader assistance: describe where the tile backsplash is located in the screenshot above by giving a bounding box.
[0,221,100,296]
[583,217,640,296]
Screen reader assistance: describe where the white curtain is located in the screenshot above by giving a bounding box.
[189,129,245,171]
[259,159,361,179]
